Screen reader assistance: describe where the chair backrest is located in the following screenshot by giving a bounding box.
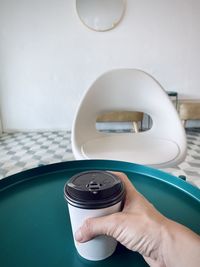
[72,69,187,164]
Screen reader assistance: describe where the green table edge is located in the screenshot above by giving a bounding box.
[0,160,199,202]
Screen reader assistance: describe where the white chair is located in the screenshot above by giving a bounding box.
[72,69,187,168]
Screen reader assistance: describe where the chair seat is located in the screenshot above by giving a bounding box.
[81,134,180,167]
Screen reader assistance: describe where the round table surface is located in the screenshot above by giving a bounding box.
[0,160,199,267]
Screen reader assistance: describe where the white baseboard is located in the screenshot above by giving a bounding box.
[2,128,71,133]
[2,121,200,134]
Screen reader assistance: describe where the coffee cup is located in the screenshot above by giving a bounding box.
[64,170,125,261]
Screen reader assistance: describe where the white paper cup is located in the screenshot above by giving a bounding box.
[64,171,125,261]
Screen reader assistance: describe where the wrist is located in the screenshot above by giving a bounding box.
[147,215,167,266]
[137,212,167,266]
[160,218,200,267]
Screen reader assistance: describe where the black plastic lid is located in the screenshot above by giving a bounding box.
[64,171,125,209]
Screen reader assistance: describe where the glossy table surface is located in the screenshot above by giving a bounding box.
[0,160,199,267]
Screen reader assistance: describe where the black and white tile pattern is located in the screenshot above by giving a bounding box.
[163,128,200,188]
[0,131,73,178]
[0,129,200,188]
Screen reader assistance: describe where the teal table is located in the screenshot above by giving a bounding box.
[0,160,199,267]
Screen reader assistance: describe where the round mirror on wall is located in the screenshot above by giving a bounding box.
[76,0,126,31]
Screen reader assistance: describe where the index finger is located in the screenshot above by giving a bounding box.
[110,171,139,199]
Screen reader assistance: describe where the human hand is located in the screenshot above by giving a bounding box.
[75,172,167,267]
[75,172,200,267]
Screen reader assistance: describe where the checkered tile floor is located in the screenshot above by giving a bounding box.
[0,131,73,178]
[0,129,200,188]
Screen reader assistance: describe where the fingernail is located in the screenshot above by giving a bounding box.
[75,229,83,242]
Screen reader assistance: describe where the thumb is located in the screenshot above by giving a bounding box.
[75,213,119,243]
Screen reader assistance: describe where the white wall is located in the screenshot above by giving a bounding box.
[0,114,2,134]
[0,0,200,131]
